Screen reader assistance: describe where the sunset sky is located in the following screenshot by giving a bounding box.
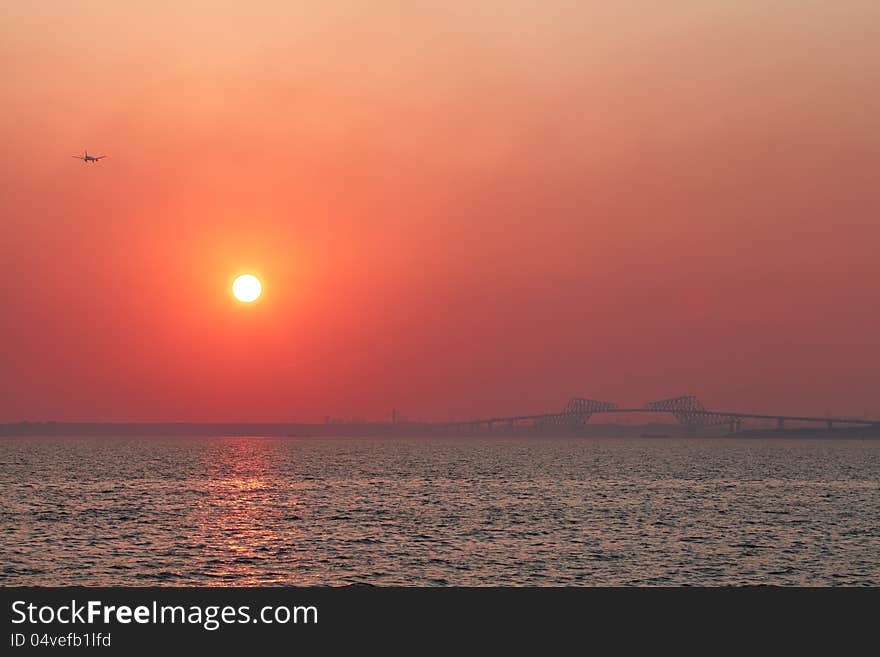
[2,1,879,421]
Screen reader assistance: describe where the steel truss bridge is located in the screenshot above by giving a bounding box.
[439,395,878,434]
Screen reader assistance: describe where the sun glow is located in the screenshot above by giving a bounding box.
[232,274,262,303]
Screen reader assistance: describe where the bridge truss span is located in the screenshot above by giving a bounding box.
[560,398,618,423]
[646,395,738,429]
[438,394,878,435]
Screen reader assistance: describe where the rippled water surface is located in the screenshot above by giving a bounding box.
[2,436,878,585]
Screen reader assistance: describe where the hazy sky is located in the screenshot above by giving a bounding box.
[2,1,879,421]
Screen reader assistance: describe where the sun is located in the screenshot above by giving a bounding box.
[232,274,262,303]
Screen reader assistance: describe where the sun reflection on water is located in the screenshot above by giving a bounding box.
[196,437,299,585]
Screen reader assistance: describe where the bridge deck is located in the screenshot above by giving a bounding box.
[442,407,877,427]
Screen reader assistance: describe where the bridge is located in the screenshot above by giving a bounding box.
[439,395,879,434]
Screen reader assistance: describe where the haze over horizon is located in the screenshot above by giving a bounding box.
[2,1,879,422]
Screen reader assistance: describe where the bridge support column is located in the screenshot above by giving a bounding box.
[827,420,833,430]
[778,418,785,429]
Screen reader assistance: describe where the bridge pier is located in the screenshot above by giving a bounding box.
[778,418,785,429]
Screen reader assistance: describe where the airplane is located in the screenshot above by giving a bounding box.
[72,150,107,163]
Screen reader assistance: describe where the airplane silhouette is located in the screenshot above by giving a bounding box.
[72,150,107,163]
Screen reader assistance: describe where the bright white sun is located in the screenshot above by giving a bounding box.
[232,274,262,303]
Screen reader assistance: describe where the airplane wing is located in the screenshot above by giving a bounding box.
[95,156,107,160]
[72,155,84,159]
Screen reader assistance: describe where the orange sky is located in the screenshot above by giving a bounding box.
[2,1,879,421]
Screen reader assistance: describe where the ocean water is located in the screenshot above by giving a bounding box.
[1,435,878,586]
